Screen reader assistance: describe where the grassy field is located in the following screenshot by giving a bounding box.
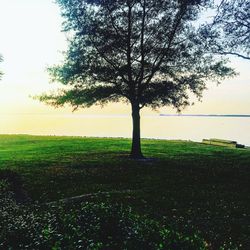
[0,134,249,249]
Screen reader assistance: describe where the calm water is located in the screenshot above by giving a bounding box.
[1,114,250,146]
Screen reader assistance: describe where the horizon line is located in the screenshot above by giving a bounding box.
[160,114,250,117]
[0,113,250,117]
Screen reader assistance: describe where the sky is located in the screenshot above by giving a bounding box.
[0,0,249,117]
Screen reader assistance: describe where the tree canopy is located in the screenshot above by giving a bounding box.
[210,0,250,60]
[39,0,235,158]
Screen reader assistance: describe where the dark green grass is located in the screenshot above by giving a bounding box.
[0,134,249,249]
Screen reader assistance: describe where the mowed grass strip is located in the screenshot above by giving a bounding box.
[0,134,249,248]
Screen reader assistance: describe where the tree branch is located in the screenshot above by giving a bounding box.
[89,35,129,83]
[143,4,187,87]
[137,0,147,93]
[127,1,133,85]
[216,51,250,60]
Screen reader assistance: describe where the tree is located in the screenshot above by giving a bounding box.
[39,0,234,158]
[211,0,250,60]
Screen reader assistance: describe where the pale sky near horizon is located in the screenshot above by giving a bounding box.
[0,0,249,116]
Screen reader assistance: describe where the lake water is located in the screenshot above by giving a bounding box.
[1,114,250,146]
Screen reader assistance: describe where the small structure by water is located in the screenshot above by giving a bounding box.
[202,138,245,148]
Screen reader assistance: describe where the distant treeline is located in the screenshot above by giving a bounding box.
[160,114,250,118]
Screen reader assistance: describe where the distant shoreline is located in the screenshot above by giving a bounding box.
[1,113,250,118]
[159,114,250,118]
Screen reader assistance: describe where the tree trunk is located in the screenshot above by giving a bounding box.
[130,102,144,159]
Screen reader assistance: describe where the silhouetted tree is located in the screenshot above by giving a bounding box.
[39,0,234,158]
[211,0,250,60]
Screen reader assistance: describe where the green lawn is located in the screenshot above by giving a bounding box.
[0,134,249,249]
